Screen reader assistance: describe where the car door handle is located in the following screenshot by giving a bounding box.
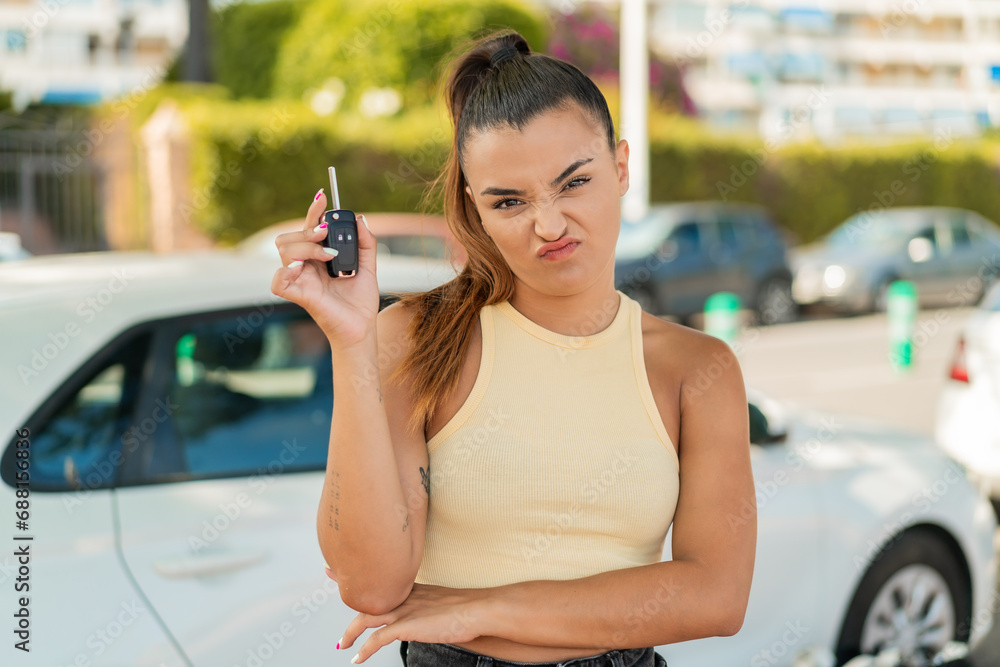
[153,547,268,579]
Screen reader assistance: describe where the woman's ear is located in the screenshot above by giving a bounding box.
[616,139,630,197]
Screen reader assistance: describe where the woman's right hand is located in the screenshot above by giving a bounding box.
[270,189,380,348]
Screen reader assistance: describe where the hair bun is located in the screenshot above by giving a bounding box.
[489,44,520,68]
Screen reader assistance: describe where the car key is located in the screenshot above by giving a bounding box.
[320,166,359,277]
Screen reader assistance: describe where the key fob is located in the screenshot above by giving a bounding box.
[321,166,359,277]
[321,210,358,277]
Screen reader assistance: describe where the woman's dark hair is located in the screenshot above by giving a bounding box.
[386,28,618,438]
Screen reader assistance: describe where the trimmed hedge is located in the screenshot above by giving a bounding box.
[177,96,452,246]
[125,83,1000,247]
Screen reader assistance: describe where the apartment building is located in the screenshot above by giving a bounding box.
[0,0,187,110]
[650,0,1000,142]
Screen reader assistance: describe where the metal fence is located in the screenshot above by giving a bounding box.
[0,110,111,255]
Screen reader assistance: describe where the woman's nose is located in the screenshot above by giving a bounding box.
[532,201,568,241]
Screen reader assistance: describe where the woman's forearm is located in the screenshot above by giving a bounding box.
[319,330,415,614]
[476,559,749,650]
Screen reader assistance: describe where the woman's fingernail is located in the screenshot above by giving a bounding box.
[351,654,360,664]
[315,188,324,201]
[286,260,303,268]
[336,641,341,650]
[360,214,369,231]
[323,247,339,256]
[314,222,327,233]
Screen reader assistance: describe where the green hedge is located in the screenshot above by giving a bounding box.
[133,85,1000,247]
[644,113,1000,243]
[177,96,452,245]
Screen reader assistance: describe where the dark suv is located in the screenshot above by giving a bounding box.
[614,202,795,325]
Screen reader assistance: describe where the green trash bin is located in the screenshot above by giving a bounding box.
[704,292,741,346]
[886,280,917,372]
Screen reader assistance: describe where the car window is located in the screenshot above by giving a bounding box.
[913,226,937,246]
[828,214,915,248]
[167,307,332,478]
[717,220,741,250]
[669,222,702,251]
[949,221,971,247]
[12,333,151,492]
[377,235,448,259]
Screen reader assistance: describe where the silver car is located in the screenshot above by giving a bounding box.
[791,207,1000,314]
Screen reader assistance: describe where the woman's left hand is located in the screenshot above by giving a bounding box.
[338,583,488,663]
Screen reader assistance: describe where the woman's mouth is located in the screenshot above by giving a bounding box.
[540,242,579,260]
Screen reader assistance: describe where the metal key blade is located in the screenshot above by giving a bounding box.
[328,167,341,210]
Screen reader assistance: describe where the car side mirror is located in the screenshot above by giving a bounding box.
[908,237,934,262]
[749,403,787,445]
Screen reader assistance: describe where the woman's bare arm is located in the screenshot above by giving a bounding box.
[319,301,430,615]
[338,331,756,659]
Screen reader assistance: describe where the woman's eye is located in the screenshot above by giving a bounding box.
[490,177,590,210]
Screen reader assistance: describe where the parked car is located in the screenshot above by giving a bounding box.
[936,281,1000,504]
[0,249,995,667]
[666,390,996,667]
[614,202,796,325]
[238,212,467,268]
[791,207,1000,314]
[0,231,32,261]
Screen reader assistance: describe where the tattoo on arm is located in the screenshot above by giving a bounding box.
[402,514,409,532]
[327,471,341,531]
[420,466,430,496]
[377,384,383,403]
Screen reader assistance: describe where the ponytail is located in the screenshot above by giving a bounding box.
[386,28,617,439]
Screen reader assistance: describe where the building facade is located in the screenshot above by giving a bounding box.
[651,0,1000,142]
[0,0,187,110]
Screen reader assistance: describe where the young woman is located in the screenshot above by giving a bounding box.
[271,29,756,667]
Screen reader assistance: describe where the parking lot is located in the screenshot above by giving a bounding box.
[737,306,1000,665]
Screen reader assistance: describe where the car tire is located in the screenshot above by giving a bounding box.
[834,528,971,667]
[754,276,796,326]
[872,276,898,314]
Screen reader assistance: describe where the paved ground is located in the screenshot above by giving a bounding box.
[733,305,999,665]
[735,306,970,437]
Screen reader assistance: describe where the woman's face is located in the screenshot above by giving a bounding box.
[462,102,629,297]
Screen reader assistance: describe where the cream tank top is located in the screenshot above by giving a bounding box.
[413,290,680,588]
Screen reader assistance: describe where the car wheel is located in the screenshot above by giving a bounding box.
[835,529,971,667]
[872,276,898,314]
[754,277,796,326]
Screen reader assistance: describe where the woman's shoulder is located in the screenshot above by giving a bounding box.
[638,310,741,383]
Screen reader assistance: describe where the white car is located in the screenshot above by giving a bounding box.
[0,231,32,261]
[0,249,995,667]
[937,281,1000,499]
[665,393,996,667]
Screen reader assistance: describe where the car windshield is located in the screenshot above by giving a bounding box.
[825,213,922,249]
[616,219,669,260]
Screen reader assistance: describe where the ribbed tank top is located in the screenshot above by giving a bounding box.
[413,290,680,588]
